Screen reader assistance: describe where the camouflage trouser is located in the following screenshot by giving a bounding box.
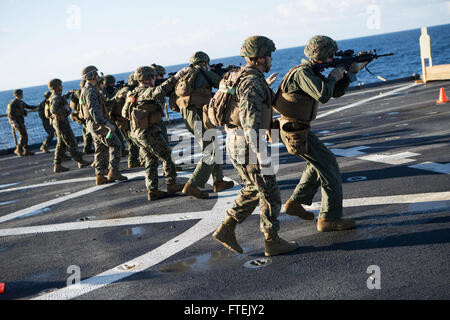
[132,122,177,190]
[39,116,55,148]
[53,121,83,165]
[226,129,281,234]
[281,130,343,219]
[82,125,93,153]
[86,120,122,176]
[120,126,140,166]
[8,119,28,151]
[182,105,224,187]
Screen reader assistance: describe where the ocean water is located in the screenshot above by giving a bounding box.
[1,24,449,151]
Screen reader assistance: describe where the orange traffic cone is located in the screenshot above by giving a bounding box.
[436,87,449,104]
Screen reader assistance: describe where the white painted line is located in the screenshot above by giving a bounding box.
[331,146,370,157]
[358,152,420,165]
[0,182,21,190]
[30,189,450,300]
[0,212,201,237]
[317,83,418,119]
[409,162,450,174]
[0,177,96,194]
[32,178,239,300]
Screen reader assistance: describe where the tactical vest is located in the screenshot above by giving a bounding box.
[80,87,108,121]
[273,64,319,155]
[273,64,319,123]
[175,67,212,109]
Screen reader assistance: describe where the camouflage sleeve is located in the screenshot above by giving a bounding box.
[140,77,177,102]
[293,66,336,104]
[237,75,270,159]
[23,101,37,110]
[237,75,267,131]
[204,70,221,88]
[85,88,107,125]
[49,96,66,116]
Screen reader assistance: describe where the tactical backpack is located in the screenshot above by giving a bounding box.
[174,67,200,108]
[203,68,245,129]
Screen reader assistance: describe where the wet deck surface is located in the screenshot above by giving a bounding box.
[0,79,449,301]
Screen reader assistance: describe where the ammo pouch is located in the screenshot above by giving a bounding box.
[280,118,310,155]
[131,103,162,130]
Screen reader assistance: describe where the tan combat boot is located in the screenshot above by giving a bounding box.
[182,183,209,199]
[14,147,22,157]
[213,216,243,254]
[107,170,128,182]
[54,164,70,173]
[77,160,91,169]
[22,148,35,156]
[213,180,235,193]
[148,189,168,201]
[96,175,109,185]
[317,217,356,232]
[40,145,50,153]
[264,231,299,257]
[167,183,185,195]
[283,200,315,221]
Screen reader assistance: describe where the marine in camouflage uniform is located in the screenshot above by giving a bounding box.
[113,72,141,168]
[69,81,94,154]
[101,75,127,156]
[6,89,37,156]
[212,36,299,257]
[174,52,234,199]
[38,91,55,153]
[121,66,187,201]
[47,79,90,173]
[80,66,128,185]
[275,35,356,232]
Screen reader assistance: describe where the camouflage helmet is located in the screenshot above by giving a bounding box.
[128,72,138,86]
[48,78,62,90]
[103,75,116,86]
[81,65,99,80]
[151,64,166,76]
[189,51,210,66]
[44,91,52,99]
[304,35,338,61]
[134,66,157,81]
[240,35,276,58]
[13,89,23,96]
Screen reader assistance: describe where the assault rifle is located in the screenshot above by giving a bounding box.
[115,80,126,90]
[209,63,240,77]
[314,49,394,75]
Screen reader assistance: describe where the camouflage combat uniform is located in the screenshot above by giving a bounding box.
[123,77,179,191]
[225,65,281,234]
[114,83,141,166]
[81,82,122,176]
[6,95,35,155]
[49,92,85,165]
[180,64,224,188]
[70,89,94,153]
[277,59,350,219]
[38,92,55,152]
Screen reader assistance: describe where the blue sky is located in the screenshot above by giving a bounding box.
[1,0,449,91]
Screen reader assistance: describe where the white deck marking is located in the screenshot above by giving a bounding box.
[316,83,418,119]
[409,162,450,174]
[359,152,420,165]
[28,190,450,300]
[331,146,370,157]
